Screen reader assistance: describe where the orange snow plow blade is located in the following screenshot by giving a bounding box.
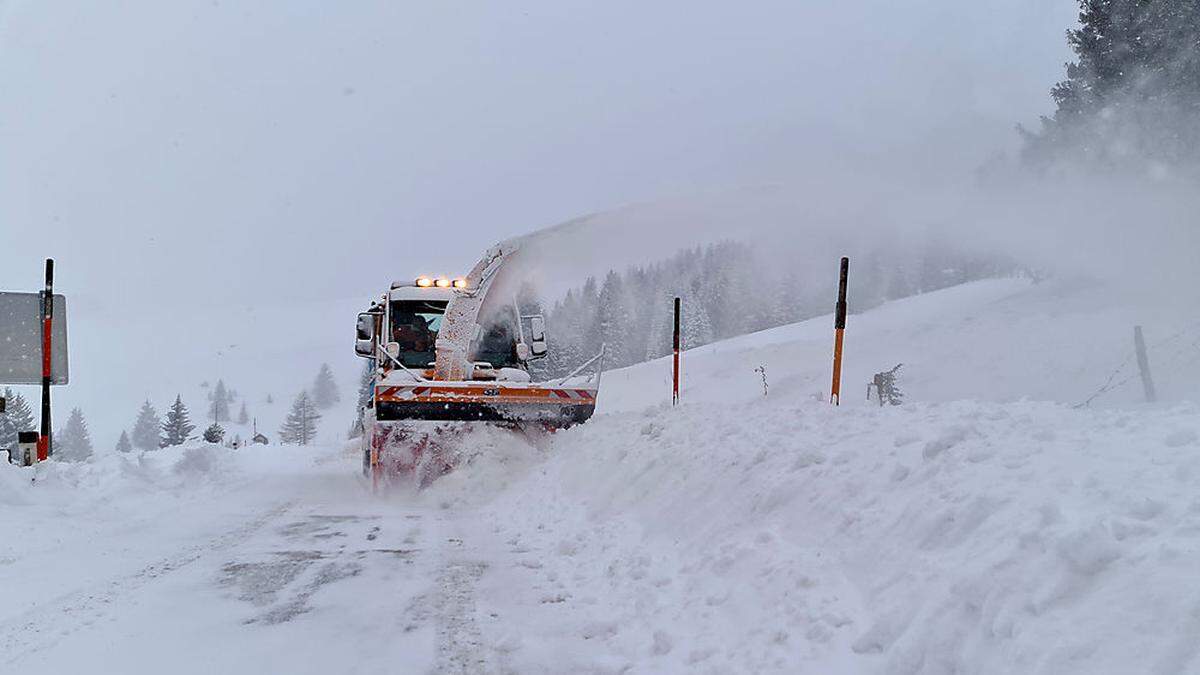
[374,382,597,427]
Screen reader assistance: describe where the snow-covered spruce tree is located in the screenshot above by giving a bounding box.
[311,364,340,410]
[0,414,13,454]
[237,402,250,425]
[682,296,715,348]
[576,276,602,361]
[115,430,133,453]
[131,401,163,451]
[3,388,36,431]
[161,395,196,447]
[619,267,652,369]
[279,391,320,445]
[593,270,629,367]
[56,408,94,462]
[1022,1,1200,171]
[545,290,586,377]
[203,422,225,444]
[643,292,677,362]
[1,388,36,451]
[355,360,375,411]
[209,379,232,423]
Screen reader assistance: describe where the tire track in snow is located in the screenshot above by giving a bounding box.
[434,536,491,674]
[0,500,295,667]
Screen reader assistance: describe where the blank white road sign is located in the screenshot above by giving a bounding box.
[0,292,69,385]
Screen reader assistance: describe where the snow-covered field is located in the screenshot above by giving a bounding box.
[4,278,1200,674]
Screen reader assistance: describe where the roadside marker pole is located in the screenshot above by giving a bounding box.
[672,297,681,406]
[1133,325,1157,403]
[830,257,849,406]
[38,259,54,460]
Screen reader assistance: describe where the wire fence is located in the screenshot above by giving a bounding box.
[1074,320,1200,408]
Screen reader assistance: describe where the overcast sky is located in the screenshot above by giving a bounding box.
[0,0,1076,442]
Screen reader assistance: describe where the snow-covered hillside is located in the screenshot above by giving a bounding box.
[4,278,1200,674]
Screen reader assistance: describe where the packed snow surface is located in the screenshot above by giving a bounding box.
[3,278,1200,674]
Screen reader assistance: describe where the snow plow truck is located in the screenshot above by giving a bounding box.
[353,241,603,485]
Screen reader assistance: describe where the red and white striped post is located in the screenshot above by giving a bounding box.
[672,297,681,406]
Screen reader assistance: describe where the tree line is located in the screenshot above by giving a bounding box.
[0,362,342,462]
[536,240,1015,377]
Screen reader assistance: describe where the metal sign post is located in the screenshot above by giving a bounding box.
[830,257,849,405]
[39,259,54,460]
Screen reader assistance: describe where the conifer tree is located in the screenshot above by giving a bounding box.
[577,276,601,359]
[355,360,375,411]
[682,297,714,348]
[279,391,320,445]
[161,395,196,447]
[0,406,14,453]
[203,422,225,444]
[546,290,585,377]
[132,401,163,451]
[115,430,133,453]
[237,402,250,425]
[56,408,94,462]
[643,293,676,362]
[1,389,35,451]
[209,380,232,423]
[1023,1,1200,168]
[2,388,36,433]
[594,271,628,367]
[312,363,340,410]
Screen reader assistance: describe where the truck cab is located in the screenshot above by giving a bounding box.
[356,276,544,380]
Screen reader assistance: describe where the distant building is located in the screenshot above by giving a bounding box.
[251,432,269,445]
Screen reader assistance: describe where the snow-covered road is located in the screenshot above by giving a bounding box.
[3,449,450,673]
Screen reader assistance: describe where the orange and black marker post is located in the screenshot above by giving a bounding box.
[830,257,849,405]
[672,297,681,406]
[38,258,54,460]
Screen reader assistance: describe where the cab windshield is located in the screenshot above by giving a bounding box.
[390,300,446,368]
[473,321,520,369]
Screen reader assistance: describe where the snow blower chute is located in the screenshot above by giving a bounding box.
[353,241,603,486]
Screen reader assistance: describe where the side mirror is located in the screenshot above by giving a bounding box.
[355,339,374,358]
[528,315,548,357]
[356,313,375,341]
[515,343,531,361]
[355,312,379,358]
[385,342,401,359]
[355,312,379,357]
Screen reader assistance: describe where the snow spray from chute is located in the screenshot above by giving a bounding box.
[830,257,849,405]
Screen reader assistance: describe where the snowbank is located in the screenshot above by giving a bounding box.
[433,392,1200,673]
[416,278,1200,673]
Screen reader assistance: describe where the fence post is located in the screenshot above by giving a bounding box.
[1134,325,1157,403]
[672,297,681,406]
[830,257,849,405]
